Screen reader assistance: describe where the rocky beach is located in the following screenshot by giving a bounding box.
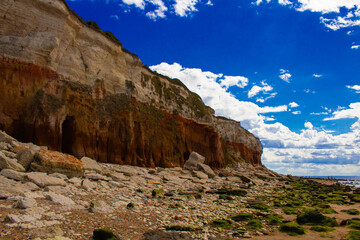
[0,130,360,240]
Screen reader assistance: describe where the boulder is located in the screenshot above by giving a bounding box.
[81,157,103,173]
[14,197,37,209]
[89,200,113,213]
[16,148,37,170]
[0,130,16,143]
[193,170,209,179]
[45,192,75,206]
[0,169,26,181]
[30,150,84,177]
[0,152,25,172]
[81,179,97,190]
[197,163,216,178]
[25,172,67,188]
[106,171,128,182]
[112,165,141,176]
[183,152,205,170]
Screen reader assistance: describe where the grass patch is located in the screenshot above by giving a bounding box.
[310,225,335,232]
[248,202,271,211]
[297,209,338,227]
[93,229,118,240]
[245,219,264,231]
[348,219,360,230]
[266,214,284,225]
[164,224,202,231]
[279,222,306,236]
[231,213,253,222]
[342,209,360,215]
[283,206,298,215]
[210,219,233,229]
[347,230,360,240]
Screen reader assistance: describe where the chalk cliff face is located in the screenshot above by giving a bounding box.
[0,0,262,168]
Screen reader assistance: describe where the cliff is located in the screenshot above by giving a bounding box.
[0,0,262,168]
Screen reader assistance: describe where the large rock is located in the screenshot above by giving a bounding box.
[25,172,67,188]
[0,169,26,181]
[183,152,205,170]
[31,150,84,177]
[81,157,103,173]
[0,175,28,198]
[0,152,25,172]
[17,148,37,171]
[197,163,216,178]
[45,192,75,206]
[0,130,16,143]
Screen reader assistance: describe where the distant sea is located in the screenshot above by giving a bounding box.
[305,176,360,188]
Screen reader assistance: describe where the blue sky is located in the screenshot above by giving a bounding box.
[66,0,360,176]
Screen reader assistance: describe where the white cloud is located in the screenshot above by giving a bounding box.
[120,0,211,19]
[289,102,299,108]
[248,82,273,98]
[220,76,248,90]
[324,102,360,121]
[278,0,291,6]
[347,85,360,93]
[150,62,360,176]
[296,0,359,14]
[313,74,322,78]
[146,0,168,19]
[173,0,199,17]
[351,45,360,49]
[122,0,145,9]
[292,111,301,115]
[304,121,313,129]
[110,14,120,20]
[279,69,292,83]
[253,0,360,31]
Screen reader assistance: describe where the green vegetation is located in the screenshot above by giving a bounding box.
[210,219,233,229]
[248,202,271,211]
[279,222,306,236]
[348,219,360,230]
[310,225,335,232]
[347,230,360,240]
[126,202,135,209]
[152,189,165,199]
[104,31,122,45]
[216,189,247,196]
[231,213,253,222]
[125,80,135,92]
[266,214,284,225]
[341,209,360,215]
[296,209,338,227]
[168,203,184,209]
[245,219,264,231]
[164,224,202,231]
[93,229,118,240]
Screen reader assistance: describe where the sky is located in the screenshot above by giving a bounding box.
[66,0,360,176]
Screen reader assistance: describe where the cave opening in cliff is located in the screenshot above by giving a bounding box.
[183,150,190,160]
[61,116,76,155]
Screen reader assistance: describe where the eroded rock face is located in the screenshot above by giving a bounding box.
[0,0,262,169]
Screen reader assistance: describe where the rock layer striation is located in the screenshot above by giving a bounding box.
[0,0,262,168]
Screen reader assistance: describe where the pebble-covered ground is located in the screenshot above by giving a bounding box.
[0,130,359,240]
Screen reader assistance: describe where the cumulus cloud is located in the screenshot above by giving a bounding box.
[253,0,360,31]
[289,102,299,108]
[173,0,199,17]
[347,85,360,93]
[150,62,360,176]
[292,111,301,115]
[220,76,248,90]
[248,82,273,98]
[351,45,360,49]
[146,0,168,19]
[122,0,145,9]
[279,69,292,83]
[313,74,322,78]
